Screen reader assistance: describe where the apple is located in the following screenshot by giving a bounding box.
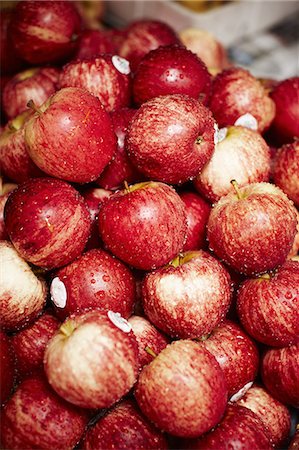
[209,67,276,133]
[207,181,298,275]
[98,181,187,270]
[0,241,47,332]
[0,373,89,450]
[236,384,291,448]
[269,77,299,145]
[9,0,82,65]
[11,310,60,377]
[0,330,15,406]
[2,66,59,119]
[128,315,170,369]
[186,404,272,449]
[272,140,299,207]
[288,209,299,259]
[0,180,17,240]
[82,399,168,450]
[0,110,44,183]
[126,94,216,184]
[59,55,131,113]
[200,320,259,399]
[44,309,139,409]
[50,248,136,321]
[0,9,24,75]
[132,44,212,106]
[96,107,142,190]
[4,177,92,269]
[118,19,181,72]
[179,190,211,251]
[75,29,117,60]
[142,250,232,339]
[135,339,227,437]
[24,87,117,183]
[194,126,271,203]
[237,260,299,347]
[261,343,299,408]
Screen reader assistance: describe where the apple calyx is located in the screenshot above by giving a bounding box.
[27,99,42,115]
[59,319,77,338]
[145,346,157,359]
[195,136,203,145]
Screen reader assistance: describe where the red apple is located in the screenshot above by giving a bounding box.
[82,399,168,450]
[0,180,17,240]
[273,140,299,207]
[142,250,232,339]
[135,339,227,437]
[237,260,299,347]
[128,315,170,369]
[2,66,59,119]
[0,330,15,406]
[236,384,291,448]
[24,87,117,183]
[4,177,92,269]
[118,19,181,72]
[200,320,259,399]
[207,182,298,275]
[194,126,271,203]
[288,209,299,259]
[179,190,211,251]
[98,181,187,270]
[59,55,131,113]
[50,248,136,320]
[132,44,212,105]
[261,343,299,408]
[0,373,88,450]
[11,310,60,377]
[75,29,117,60]
[209,67,276,133]
[0,9,24,75]
[0,241,47,332]
[126,94,216,184]
[9,0,82,65]
[44,309,139,409]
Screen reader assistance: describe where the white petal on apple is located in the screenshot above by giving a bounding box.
[234,113,258,130]
[230,381,254,402]
[112,55,131,75]
[50,277,67,309]
[107,311,132,333]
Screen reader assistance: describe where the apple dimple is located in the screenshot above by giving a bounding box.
[50,277,67,309]
[107,311,132,333]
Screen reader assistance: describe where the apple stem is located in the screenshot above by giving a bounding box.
[8,122,17,132]
[60,320,76,337]
[230,179,242,199]
[145,346,157,359]
[27,99,42,115]
[124,180,130,193]
[259,273,271,281]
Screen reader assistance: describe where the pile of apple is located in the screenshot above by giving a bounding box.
[0,1,298,449]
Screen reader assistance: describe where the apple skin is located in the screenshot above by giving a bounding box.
[128,315,170,370]
[237,260,299,347]
[132,44,212,106]
[50,248,136,321]
[194,126,271,203]
[236,384,291,448]
[135,339,227,438]
[98,181,187,271]
[11,311,60,377]
[118,19,181,72]
[24,87,117,183]
[0,330,16,406]
[2,66,59,120]
[126,94,216,184]
[142,250,232,339]
[0,9,24,75]
[179,190,211,251]
[0,110,44,183]
[0,373,89,450]
[82,399,168,450]
[273,140,299,207]
[200,320,259,398]
[59,55,131,113]
[185,403,272,450]
[75,29,117,60]
[0,182,17,240]
[44,309,139,409]
[0,241,47,332]
[9,0,82,65]
[207,182,298,275]
[209,67,276,133]
[261,343,299,408]
[4,177,92,269]
[269,77,299,145]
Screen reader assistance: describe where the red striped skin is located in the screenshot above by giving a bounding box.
[237,260,299,347]
[0,374,88,450]
[82,399,168,450]
[261,344,299,408]
[75,29,117,60]
[273,140,299,207]
[0,331,15,406]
